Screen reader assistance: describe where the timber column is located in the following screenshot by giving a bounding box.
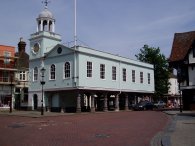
[115,94,119,111]
[60,98,65,113]
[76,94,81,113]
[47,96,51,112]
[87,95,90,111]
[91,94,95,112]
[125,94,129,110]
[103,94,108,112]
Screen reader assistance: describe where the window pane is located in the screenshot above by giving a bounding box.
[4,51,11,64]
[34,67,38,81]
[50,64,55,80]
[20,71,26,81]
[140,72,143,83]
[112,66,116,80]
[87,61,92,77]
[132,70,135,82]
[64,62,70,78]
[100,64,105,79]
[123,68,126,82]
[148,73,150,84]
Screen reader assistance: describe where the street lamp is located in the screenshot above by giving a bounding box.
[177,67,182,113]
[9,74,14,113]
[40,67,46,115]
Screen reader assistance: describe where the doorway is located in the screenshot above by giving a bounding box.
[33,94,38,110]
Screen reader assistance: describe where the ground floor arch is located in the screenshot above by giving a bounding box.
[42,89,153,113]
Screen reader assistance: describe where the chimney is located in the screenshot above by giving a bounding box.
[18,37,26,53]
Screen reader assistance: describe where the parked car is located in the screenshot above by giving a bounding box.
[154,100,166,108]
[133,100,154,111]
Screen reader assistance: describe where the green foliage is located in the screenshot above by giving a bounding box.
[135,45,170,100]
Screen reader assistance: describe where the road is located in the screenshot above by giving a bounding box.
[0,111,169,146]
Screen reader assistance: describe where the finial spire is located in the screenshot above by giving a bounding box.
[42,0,51,8]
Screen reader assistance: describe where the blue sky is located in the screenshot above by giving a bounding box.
[0,0,195,59]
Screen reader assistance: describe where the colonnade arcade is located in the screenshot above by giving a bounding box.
[45,90,152,113]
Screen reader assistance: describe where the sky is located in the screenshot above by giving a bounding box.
[0,0,195,59]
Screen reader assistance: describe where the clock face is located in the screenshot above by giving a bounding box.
[33,43,40,53]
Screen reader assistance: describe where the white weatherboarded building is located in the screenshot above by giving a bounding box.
[28,4,154,112]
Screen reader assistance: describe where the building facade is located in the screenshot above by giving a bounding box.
[169,31,195,110]
[164,73,180,108]
[15,38,29,110]
[0,45,17,110]
[28,5,155,112]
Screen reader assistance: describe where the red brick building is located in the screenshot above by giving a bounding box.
[0,45,17,109]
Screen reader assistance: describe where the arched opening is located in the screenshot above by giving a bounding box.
[43,20,48,31]
[49,21,52,32]
[33,94,38,110]
[38,21,41,31]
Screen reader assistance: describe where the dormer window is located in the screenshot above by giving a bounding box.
[4,51,11,64]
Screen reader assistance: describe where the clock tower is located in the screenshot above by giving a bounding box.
[29,1,61,60]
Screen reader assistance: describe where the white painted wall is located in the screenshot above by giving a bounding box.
[188,67,195,86]
[168,77,179,95]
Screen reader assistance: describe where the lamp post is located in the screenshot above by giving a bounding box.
[9,74,13,113]
[40,67,46,115]
[177,67,182,113]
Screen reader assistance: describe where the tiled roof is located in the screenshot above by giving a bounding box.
[169,31,195,62]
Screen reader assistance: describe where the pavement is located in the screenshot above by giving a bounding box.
[0,110,76,118]
[0,110,168,146]
[1,109,195,146]
[151,110,195,146]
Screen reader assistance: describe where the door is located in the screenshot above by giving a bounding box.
[33,94,38,110]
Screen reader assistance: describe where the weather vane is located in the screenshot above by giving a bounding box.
[42,0,51,7]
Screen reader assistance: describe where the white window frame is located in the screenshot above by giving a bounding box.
[87,61,92,78]
[123,68,126,82]
[148,73,151,84]
[50,64,56,80]
[4,51,11,64]
[33,67,38,81]
[140,71,143,84]
[100,64,105,79]
[19,71,26,81]
[64,62,71,79]
[132,70,135,83]
[112,66,116,81]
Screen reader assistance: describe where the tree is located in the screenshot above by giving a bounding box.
[135,45,170,100]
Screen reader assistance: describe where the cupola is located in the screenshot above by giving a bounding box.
[36,0,55,32]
